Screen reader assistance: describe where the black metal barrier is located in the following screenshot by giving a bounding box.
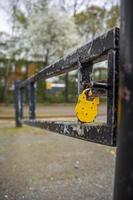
[15,27,119,146]
[113,1,133,199]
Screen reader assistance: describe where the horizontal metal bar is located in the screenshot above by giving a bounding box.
[93,82,109,89]
[78,81,108,95]
[23,119,116,146]
[20,27,119,88]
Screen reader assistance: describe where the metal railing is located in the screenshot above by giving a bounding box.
[14,1,133,198]
[15,27,119,146]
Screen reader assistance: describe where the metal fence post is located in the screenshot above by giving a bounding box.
[107,50,119,127]
[14,80,23,127]
[113,0,133,199]
[29,82,36,120]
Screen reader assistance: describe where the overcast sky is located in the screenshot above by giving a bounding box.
[0,0,119,34]
[0,0,11,33]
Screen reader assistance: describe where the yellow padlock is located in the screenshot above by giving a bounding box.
[75,88,99,123]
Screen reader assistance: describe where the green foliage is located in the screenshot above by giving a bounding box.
[106,5,120,29]
[67,76,77,102]
[0,85,3,102]
[75,5,106,40]
[74,4,120,41]
[36,80,46,102]
[75,12,88,25]
[14,9,28,29]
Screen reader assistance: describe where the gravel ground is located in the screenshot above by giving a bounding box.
[0,119,116,200]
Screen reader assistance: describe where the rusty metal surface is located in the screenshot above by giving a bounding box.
[23,119,115,146]
[113,1,133,200]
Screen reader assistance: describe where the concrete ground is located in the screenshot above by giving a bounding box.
[0,104,116,200]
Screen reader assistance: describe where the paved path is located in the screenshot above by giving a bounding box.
[0,118,115,200]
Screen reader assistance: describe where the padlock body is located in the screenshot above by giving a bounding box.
[75,91,99,123]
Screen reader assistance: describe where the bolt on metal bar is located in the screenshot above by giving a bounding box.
[93,82,109,89]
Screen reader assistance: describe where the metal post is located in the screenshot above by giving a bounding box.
[107,50,119,128]
[14,80,23,127]
[29,82,36,119]
[113,1,133,199]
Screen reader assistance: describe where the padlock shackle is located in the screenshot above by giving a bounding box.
[82,88,90,94]
[82,82,108,94]
[82,88,92,96]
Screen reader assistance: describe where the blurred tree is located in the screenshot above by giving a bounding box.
[58,0,90,16]
[0,0,120,103]
[0,32,15,102]
[12,3,80,102]
[74,2,120,41]
[74,5,106,41]
[105,4,120,29]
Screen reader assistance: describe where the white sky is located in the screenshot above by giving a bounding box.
[0,0,119,34]
[0,0,12,33]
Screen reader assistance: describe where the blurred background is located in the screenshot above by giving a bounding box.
[0,0,119,105]
[0,1,120,200]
